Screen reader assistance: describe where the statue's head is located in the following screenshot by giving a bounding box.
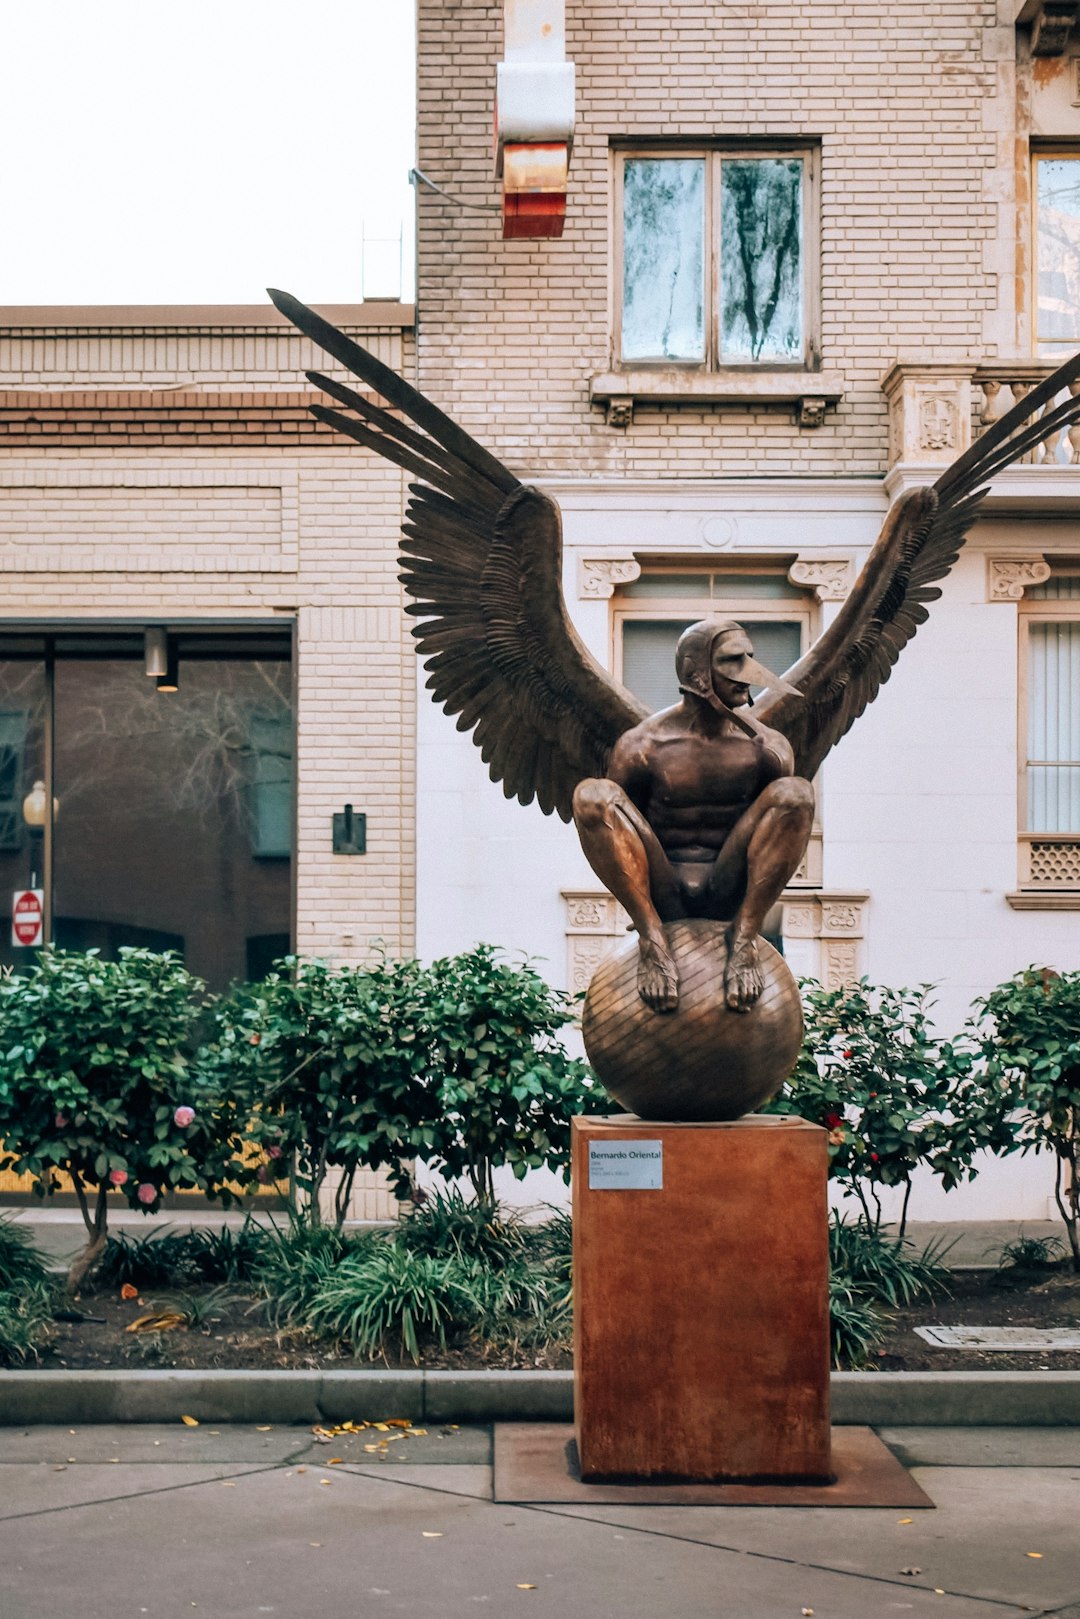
[675,618,797,713]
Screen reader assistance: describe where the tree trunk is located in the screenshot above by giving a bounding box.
[67,1181,109,1296]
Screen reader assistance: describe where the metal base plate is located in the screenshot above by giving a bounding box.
[493,1424,934,1508]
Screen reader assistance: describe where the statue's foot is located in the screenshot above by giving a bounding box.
[725,931,763,1012]
[637,934,679,1012]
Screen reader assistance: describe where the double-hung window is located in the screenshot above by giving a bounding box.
[1034,153,1080,357]
[1019,568,1080,889]
[616,149,816,370]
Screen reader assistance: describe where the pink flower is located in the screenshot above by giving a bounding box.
[137,1183,157,1205]
[267,1145,283,1160]
[108,1169,128,1187]
[173,1106,195,1128]
[55,1113,69,1129]
[256,1164,270,1184]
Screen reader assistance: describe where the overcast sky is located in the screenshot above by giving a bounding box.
[0,1,416,305]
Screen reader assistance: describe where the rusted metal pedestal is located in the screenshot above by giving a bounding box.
[573,1113,831,1483]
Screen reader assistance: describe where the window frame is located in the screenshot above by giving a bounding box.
[1031,148,1080,357]
[612,144,820,373]
[1016,567,1080,889]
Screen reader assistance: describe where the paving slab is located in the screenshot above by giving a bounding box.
[0,1459,1031,1619]
[0,1423,312,1465]
[344,1462,493,1498]
[879,1426,1080,1469]
[536,1464,1080,1610]
[0,1460,269,1519]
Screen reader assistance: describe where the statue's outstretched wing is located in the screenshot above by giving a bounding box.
[754,354,1080,781]
[268,290,647,821]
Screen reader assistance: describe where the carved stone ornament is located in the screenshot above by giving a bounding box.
[788,558,855,603]
[607,395,634,430]
[779,891,868,988]
[577,556,642,600]
[918,392,956,452]
[823,940,860,990]
[986,557,1052,602]
[798,395,827,430]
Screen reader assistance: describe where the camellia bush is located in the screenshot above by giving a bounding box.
[774,979,1015,1237]
[0,949,244,1291]
[202,954,437,1227]
[967,967,1080,1271]
[417,945,609,1204]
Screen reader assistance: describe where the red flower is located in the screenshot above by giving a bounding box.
[842,1049,853,1060]
[869,1152,880,1163]
[824,1112,843,1129]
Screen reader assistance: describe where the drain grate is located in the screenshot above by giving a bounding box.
[914,1325,1080,1351]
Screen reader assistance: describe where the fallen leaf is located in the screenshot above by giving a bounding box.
[108,1458,119,1464]
[374,1423,390,1432]
[66,1457,76,1463]
[319,1479,332,1486]
[181,1415,199,1427]
[328,1458,344,1465]
[410,1429,428,1437]
[127,1312,184,1334]
[802,1610,814,1616]
[898,1517,913,1525]
[934,1591,945,1597]
[220,1482,236,1488]
[309,1543,322,1548]
[517,1585,537,1591]
[899,1567,922,1576]
[296,1466,307,1474]
[52,1466,67,1472]
[363,1444,380,1453]
[422,1531,443,1538]
[386,1419,411,1429]
[1026,1552,1044,1559]
[120,1283,138,1301]
[255,1426,273,1432]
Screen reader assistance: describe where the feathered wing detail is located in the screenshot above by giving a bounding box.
[267,289,648,820]
[755,350,1080,780]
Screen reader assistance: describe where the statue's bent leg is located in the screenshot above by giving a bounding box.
[572,779,683,1013]
[708,777,815,1013]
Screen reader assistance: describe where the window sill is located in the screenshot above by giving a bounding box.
[1005,890,1080,910]
[589,369,845,429]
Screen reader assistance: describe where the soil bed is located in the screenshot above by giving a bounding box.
[28,1259,1080,1373]
[43,1285,572,1372]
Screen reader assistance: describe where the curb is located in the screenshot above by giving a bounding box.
[3,1369,1080,1427]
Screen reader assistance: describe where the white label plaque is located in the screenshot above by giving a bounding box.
[588,1139,663,1190]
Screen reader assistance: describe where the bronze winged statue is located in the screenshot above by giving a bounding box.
[269,288,1080,1021]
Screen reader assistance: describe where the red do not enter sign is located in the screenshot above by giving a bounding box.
[12,889,44,948]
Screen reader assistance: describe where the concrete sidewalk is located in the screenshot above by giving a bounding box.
[0,1424,1077,1618]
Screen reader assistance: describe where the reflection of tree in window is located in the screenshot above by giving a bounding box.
[622,159,705,362]
[721,159,803,362]
[0,713,26,852]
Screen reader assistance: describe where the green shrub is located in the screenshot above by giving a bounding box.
[203,955,434,1227]
[418,946,609,1202]
[0,1217,51,1292]
[0,1280,57,1367]
[775,979,1013,1237]
[253,1218,365,1328]
[399,1190,527,1265]
[301,1243,483,1362]
[826,1216,950,1369]
[97,1219,271,1291]
[968,967,1080,1271]
[0,948,247,1291]
[828,1276,886,1369]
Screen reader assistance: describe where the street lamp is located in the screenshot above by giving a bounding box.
[22,779,56,890]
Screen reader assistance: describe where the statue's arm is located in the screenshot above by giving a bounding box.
[607,729,654,818]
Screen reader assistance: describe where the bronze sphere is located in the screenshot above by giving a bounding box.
[582,919,804,1122]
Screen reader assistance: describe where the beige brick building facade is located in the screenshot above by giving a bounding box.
[412,1,1080,1223]
[0,305,416,1217]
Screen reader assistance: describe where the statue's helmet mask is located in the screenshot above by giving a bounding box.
[675,618,799,713]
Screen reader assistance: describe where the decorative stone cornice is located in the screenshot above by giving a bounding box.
[577,556,642,599]
[788,557,855,602]
[986,556,1052,601]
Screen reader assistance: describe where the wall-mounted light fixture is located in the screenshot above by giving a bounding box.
[156,638,179,693]
[332,804,367,855]
[144,627,168,678]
